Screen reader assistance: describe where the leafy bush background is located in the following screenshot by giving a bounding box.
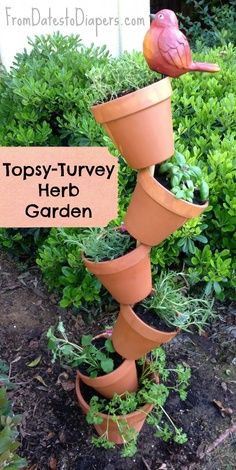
[0,26,235,306]
[178,0,236,49]
[150,0,236,48]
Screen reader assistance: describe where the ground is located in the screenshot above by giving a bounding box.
[0,251,235,470]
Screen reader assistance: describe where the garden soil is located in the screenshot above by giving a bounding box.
[0,252,235,470]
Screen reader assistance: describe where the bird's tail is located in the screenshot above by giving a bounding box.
[190,62,220,73]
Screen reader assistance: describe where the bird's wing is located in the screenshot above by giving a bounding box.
[159,28,192,69]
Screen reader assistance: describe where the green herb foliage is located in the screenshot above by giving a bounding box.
[158,152,209,203]
[142,272,215,333]
[86,348,191,457]
[47,322,115,377]
[59,227,134,263]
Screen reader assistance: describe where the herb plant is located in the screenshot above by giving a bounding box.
[142,272,214,333]
[86,51,157,104]
[86,348,191,457]
[60,227,134,263]
[47,322,116,377]
[158,152,209,203]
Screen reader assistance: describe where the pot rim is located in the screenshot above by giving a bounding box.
[138,168,209,219]
[77,332,136,385]
[76,375,153,421]
[82,243,151,276]
[120,304,178,342]
[91,77,172,124]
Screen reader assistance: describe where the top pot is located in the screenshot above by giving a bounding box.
[91,78,174,170]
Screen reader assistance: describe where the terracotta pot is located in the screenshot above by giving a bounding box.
[125,168,209,246]
[112,305,178,360]
[77,333,138,399]
[76,376,153,444]
[91,78,174,170]
[82,244,152,304]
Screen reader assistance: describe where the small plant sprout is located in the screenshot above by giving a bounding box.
[142,271,214,333]
[59,227,134,263]
[47,322,115,377]
[158,152,209,203]
[86,348,191,457]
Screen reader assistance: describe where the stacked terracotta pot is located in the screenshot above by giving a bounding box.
[77,77,208,442]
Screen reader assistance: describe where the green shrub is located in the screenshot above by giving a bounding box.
[0,33,110,147]
[170,44,236,299]
[178,0,236,49]
[36,228,102,309]
[0,228,50,262]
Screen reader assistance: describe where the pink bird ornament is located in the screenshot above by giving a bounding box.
[143,9,220,78]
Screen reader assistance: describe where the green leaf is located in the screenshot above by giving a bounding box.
[200,181,209,201]
[191,166,202,178]
[195,235,208,244]
[27,356,41,368]
[205,282,213,296]
[159,162,173,174]
[0,426,12,453]
[60,345,74,355]
[175,152,186,166]
[105,339,115,353]
[214,281,222,295]
[100,358,114,374]
[57,321,66,335]
[81,335,93,347]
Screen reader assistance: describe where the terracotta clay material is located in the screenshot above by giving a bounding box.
[125,168,209,246]
[112,305,178,360]
[91,78,174,170]
[76,376,153,444]
[77,333,138,399]
[82,244,152,304]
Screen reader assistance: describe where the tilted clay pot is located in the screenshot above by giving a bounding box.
[76,376,153,444]
[82,244,152,304]
[112,305,178,360]
[125,168,209,246]
[77,333,138,399]
[91,78,174,170]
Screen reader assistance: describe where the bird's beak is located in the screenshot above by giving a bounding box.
[150,14,155,21]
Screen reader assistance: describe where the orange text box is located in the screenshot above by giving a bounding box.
[0,147,118,227]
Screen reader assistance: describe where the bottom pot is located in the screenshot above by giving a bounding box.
[76,376,153,444]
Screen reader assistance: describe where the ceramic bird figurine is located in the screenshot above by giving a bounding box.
[143,9,220,78]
